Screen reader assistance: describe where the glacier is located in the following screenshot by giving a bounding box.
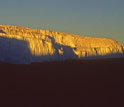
[0,25,124,64]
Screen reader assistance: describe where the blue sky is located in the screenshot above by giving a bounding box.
[0,0,124,44]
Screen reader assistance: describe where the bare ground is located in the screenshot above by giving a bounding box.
[0,58,124,107]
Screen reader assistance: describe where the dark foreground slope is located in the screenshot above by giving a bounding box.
[0,58,124,107]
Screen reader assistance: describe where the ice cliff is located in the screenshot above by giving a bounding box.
[0,25,124,64]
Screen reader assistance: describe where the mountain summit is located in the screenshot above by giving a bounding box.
[0,25,124,64]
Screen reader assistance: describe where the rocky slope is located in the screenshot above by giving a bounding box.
[0,25,124,64]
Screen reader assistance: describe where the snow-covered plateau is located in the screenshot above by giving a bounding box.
[0,25,124,64]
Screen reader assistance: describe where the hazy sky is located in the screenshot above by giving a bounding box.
[0,0,124,44]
